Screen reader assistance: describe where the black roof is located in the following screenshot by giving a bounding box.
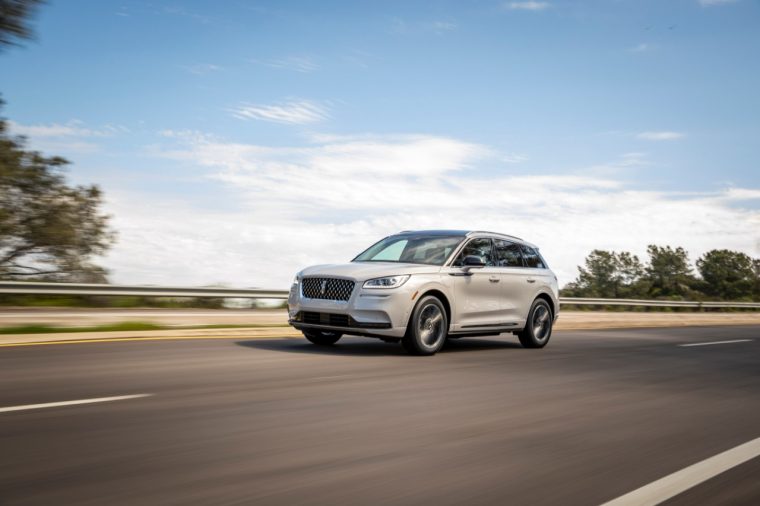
[396,229,526,243]
[396,230,470,237]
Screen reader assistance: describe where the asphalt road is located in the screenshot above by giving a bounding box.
[3,307,760,331]
[1,326,759,505]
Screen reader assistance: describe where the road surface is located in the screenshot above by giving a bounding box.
[1,326,759,505]
[2,307,760,330]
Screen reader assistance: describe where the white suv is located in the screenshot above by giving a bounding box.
[288,230,559,355]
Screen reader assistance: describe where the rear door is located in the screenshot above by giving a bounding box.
[493,239,533,325]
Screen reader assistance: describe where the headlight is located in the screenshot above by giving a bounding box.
[363,275,410,289]
[292,275,299,286]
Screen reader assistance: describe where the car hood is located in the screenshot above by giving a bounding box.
[299,262,441,281]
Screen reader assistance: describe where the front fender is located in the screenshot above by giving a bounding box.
[401,276,455,330]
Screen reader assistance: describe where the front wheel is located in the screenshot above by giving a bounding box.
[517,299,553,348]
[303,330,342,346]
[402,296,448,355]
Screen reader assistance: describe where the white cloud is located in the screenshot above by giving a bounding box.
[630,43,653,53]
[636,131,686,141]
[391,18,458,35]
[8,120,121,138]
[8,120,126,153]
[432,21,457,33]
[699,0,739,6]
[720,188,760,201]
[255,56,319,73]
[506,1,550,11]
[181,63,222,75]
[230,100,329,124]
[619,152,648,165]
[100,132,760,289]
[502,153,529,164]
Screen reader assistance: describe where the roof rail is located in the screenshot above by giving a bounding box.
[467,230,524,242]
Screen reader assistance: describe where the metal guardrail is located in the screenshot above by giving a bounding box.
[561,297,760,309]
[1,281,759,308]
[0,281,288,299]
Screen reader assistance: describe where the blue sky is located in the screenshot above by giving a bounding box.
[3,0,759,287]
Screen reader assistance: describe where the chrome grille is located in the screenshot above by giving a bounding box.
[301,277,355,301]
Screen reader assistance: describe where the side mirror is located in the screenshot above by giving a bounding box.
[463,255,486,268]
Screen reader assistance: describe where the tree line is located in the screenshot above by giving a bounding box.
[561,246,760,302]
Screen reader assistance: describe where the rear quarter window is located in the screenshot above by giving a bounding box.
[520,245,546,269]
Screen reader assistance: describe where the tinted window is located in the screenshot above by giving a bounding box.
[494,239,524,267]
[453,238,494,266]
[520,245,545,268]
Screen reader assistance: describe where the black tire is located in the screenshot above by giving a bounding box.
[517,298,553,348]
[401,295,448,355]
[303,330,342,346]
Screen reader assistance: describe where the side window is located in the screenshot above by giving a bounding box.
[453,238,494,266]
[520,245,545,269]
[399,238,457,265]
[494,239,524,267]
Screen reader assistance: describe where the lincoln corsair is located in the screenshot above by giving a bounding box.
[288,230,559,355]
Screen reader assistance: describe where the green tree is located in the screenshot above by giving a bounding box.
[696,249,755,300]
[645,245,696,298]
[1,0,44,49]
[0,111,115,281]
[570,249,645,298]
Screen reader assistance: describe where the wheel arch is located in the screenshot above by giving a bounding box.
[535,292,555,317]
[412,289,452,327]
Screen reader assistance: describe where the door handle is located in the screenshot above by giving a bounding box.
[489,276,500,283]
[526,278,536,283]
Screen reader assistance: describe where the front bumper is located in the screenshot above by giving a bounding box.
[290,311,392,329]
[287,281,413,338]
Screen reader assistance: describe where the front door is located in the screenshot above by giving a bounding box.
[446,237,503,329]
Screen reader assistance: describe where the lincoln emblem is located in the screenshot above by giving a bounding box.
[320,280,327,295]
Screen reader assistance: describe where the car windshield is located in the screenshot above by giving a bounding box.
[353,235,464,266]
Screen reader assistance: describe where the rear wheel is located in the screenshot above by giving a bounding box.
[303,330,342,346]
[402,296,448,355]
[517,299,553,348]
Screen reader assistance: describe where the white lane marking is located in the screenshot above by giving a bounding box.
[0,394,153,413]
[600,437,760,506]
[679,339,753,347]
